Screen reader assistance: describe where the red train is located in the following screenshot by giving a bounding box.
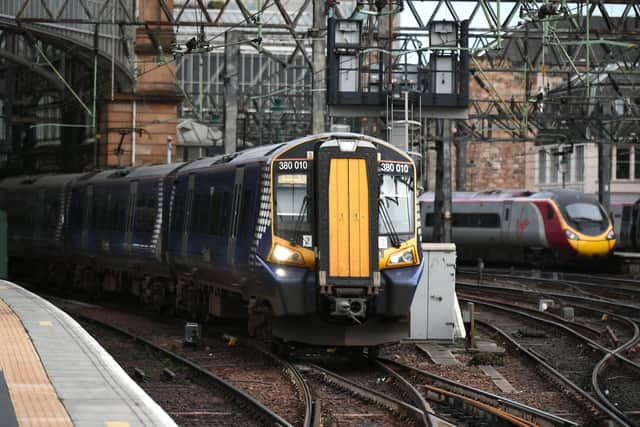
[419,189,616,265]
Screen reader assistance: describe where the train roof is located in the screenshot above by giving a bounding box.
[0,133,407,187]
[177,143,284,173]
[0,173,86,190]
[65,163,189,186]
[175,132,407,174]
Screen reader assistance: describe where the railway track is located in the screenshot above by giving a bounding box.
[302,349,572,426]
[42,287,604,426]
[459,296,640,426]
[77,316,292,427]
[378,357,577,427]
[51,297,312,426]
[458,267,640,305]
[299,362,429,426]
[457,277,640,348]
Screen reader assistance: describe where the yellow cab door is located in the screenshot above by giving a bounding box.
[328,158,370,277]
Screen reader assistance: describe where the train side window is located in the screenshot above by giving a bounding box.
[108,188,127,233]
[134,183,156,233]
[504,208,510,222]
[209,190,224,236]
[92,189,107,231]
[190,191,201,233]
[191,190,211,235]
[452,213,500,228]
[69,189,83,229]
[546,205,554,220]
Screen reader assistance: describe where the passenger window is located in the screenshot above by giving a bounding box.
[546,205,554,220]
[134,183,156,234]
[505,208,510,222]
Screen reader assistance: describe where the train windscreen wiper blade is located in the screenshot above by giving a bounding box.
[290,195,309,245]
[571,216,599,222]
[379,198,402,248]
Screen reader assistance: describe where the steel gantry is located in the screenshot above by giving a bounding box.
[0,0,639,172]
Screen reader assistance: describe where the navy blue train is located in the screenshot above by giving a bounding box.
[0,133,422,347]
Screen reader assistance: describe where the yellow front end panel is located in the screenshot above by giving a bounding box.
[329,158,370,277]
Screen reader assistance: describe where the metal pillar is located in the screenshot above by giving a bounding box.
[454,132,467,191]
[598,131,612,214]
[311,0,326,134]
[92,24,99,169]
[224,31,239,154]
[433,119,452,243]
[4,46,15,161]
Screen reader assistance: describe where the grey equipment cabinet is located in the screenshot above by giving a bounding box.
[410,243,462,340]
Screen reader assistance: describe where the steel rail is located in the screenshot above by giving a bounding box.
[457,268,640,295]
[371,358,434,418]
[459,295,640,371]
[457,284,618,338]
[225,335,314,427]
[303,363,430,427]
[457,279,640,318]
[458,289,640,424]
[378,358,577,427]
[75,314,294,427]
[592,318,640,427]
[463,297,636,427]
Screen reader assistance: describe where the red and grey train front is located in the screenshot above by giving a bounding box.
[255,135,423,346]
[543,193,616,258]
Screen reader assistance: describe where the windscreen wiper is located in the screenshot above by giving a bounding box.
[379,198,402,248]
[571,216,598,222]
[290,195,309,245]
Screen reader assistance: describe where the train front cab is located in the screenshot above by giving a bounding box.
[260,135,423,346]
[548,195,616,259]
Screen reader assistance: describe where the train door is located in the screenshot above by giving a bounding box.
[501,200,513,246]
[329,158,370,278]
[315,140,378,294]
[227,167,244,267]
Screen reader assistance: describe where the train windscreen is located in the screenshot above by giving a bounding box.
[562,202,609,236]
[379,174,414,237]
[274,173,311,243]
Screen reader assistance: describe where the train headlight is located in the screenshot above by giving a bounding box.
[387,248,415,266]
[271,244,305,265]
[606,230,615,240]
[564,229,579,241]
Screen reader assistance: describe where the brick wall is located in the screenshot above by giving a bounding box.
[99,0,181,167]
[462,59,537,190]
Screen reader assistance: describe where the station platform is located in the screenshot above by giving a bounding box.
[0,280,176,427]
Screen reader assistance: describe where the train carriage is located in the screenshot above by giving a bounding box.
[420,189,616,265]
[0,132,423,348]
[0,173,82,281]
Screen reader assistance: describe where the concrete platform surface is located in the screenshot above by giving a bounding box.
[0,280,177,427]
